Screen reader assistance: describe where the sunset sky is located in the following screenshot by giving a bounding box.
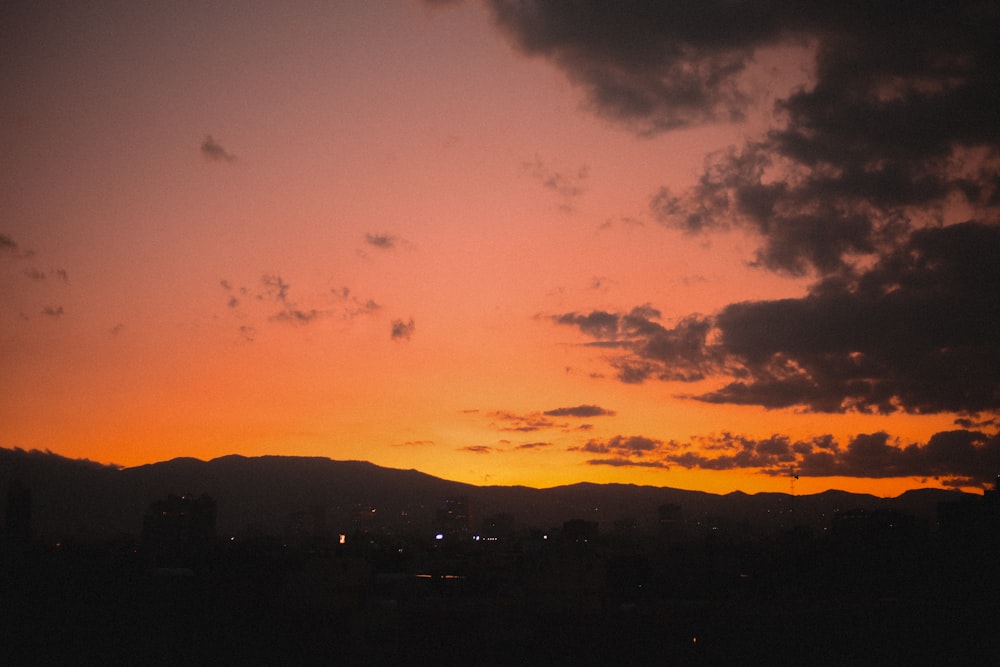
[3,0,999,496]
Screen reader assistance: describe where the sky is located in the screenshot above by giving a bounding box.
[2,0,999,496]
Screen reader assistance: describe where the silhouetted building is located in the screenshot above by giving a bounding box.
[285,505,327,548]
[478,513,514,541]
[831,508,923,549]
[142,493,216,568]
[4,478,31,540]
[562,518,599,544]
[352,504,379,534]
[434,496,470,538]
[658,503,682,540]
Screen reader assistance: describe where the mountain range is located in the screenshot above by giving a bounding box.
[1,447,970,541]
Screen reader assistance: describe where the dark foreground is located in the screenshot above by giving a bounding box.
[4,532,998,666]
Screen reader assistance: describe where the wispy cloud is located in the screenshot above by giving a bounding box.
[522,155,588,211]
[391,317,415,341]
[201,135,236,162]
[217,275,387,342]
[270,308,323,325]
[393,440,436,447]
[331,286,381,318]
[489,404,616,432]
[460,445,496,454]
[1,234,67,282]
[219,276,385,339]
[24,268,70,283]
[515,441,553,450]
[260,274,290,303]
[364,233,398,249]
[0,233,27,257]
[489,410,558,433]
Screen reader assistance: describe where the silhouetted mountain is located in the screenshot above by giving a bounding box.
[0,447,972,540]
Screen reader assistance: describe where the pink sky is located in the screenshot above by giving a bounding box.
[3,1,997,495]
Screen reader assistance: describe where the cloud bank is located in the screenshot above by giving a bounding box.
[514,1,1000,420]
[556,221,1000,416]
[571,429,1000,487]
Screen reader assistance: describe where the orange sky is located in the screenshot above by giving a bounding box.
[3,1,997,496]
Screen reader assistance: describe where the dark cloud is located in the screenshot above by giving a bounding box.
[201,135,236,162]
[574,432,674,468]
[667,432,798,471]
[391,318,415,341]
[573,434,666,462]
[516,441,553,450]
[0,233,32,259]
[489,410,558,432]
[553,310,620,340]
[554,306,718,384]
[543,404,616,418]
[483,0,793,133]
[484,1,1000,155]
[41,305,63,317]
[364,233,398,249]
[568,426,1000,484]
[704,222,1000,414]
[255,275,326,326]
[637,1,1000,278]
[270,308,323,325]
[22,267,68,283]
[261,274,290,302]
[497,0,999,418]
[461,445,495,454]
[955,416,998,430]
[221,275,377,332]
[489,407,616,432]
[556,221,1000,415]
[667,429,1000,487]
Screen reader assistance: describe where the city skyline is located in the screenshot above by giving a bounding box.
[3,1,998,495]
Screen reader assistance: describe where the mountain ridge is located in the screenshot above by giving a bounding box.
[1,447,971,540]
